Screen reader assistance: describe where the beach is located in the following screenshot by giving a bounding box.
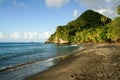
[26,43,120,80]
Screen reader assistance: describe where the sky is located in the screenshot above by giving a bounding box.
[0,0,119,42]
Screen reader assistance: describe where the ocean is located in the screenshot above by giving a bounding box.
[0,42,81,80]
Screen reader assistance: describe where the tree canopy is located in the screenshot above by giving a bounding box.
[47,9,120,44]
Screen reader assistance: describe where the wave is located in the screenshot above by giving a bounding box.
[0,49,43,60]
[0,44,83,73]
[71,44,78,47]
[0,57,57,73]
[0,44,31,48]
[73,45,84,53]
[0,52,77,73]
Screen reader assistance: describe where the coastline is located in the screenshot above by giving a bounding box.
[26,43,120,80]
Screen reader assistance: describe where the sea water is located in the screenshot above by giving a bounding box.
[0,42,80,80]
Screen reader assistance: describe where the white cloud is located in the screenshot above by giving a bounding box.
[0,32,5,39]
[39,32,51,39]
[23,32,38,40]
[12,0,26,8]
[9,32,21,39]
[0,32,51,42]
[96,9,107,14]
[75,0,120,18]
[45,0,69,8]
[96,8,113,16]
[23,32,51,40]
[73,10,80,18]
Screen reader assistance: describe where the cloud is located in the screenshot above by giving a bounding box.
[12,0,26,8]
[9,32,21,39]
[0,32,51,42]
[73,10,80,18]
[45,0,69,8]
[96,8,113,16]
[0,32,5,39]
[38,32,51,39]
[23,32,38,40]
[75,0,120,18]
[23,32,51,40]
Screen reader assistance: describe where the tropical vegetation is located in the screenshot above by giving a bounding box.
[47,9,120,44]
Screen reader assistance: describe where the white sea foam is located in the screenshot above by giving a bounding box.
[45,58,55,61]
[71,44,78,46]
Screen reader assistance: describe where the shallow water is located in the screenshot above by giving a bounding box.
[0,42,80,80]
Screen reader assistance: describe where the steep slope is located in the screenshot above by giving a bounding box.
[70,10,111,29]
[47,10,112,44]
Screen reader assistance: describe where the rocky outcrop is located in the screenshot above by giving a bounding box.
[45,37,69,44]
[54,37,69,44]
[59,38,69,44]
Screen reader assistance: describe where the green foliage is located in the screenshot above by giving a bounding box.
[100,27,108,41]
[117,5,120,15]
[47,9,120,44]
[48,33,55,42]
[75,10,111,28]
[106,17,120,42]
[101,16,107,26]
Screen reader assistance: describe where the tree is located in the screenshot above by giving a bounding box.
[109,17,120,43]
[47,10,111,44]
[100,27,108,42]
[101,16,107,26]
[117,5,120,15]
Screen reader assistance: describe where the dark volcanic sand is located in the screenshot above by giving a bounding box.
[26,43,120,80]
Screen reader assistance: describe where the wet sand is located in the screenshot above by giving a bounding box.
[26,43,120,80]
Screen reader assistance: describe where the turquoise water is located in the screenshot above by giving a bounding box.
[0,42,80,80]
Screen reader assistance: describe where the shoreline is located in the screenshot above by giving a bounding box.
[0,44,80,73]
[0,44,80,80]
[26,43,120,80]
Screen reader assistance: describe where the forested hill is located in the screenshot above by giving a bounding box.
[47,10,120,44]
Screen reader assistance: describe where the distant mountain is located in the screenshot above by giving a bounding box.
[47,10,112,44]
[71,10,111,28]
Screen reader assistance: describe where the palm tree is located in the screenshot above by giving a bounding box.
[101,16,107,26]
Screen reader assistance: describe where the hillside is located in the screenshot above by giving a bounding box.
[47,10,114,44]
